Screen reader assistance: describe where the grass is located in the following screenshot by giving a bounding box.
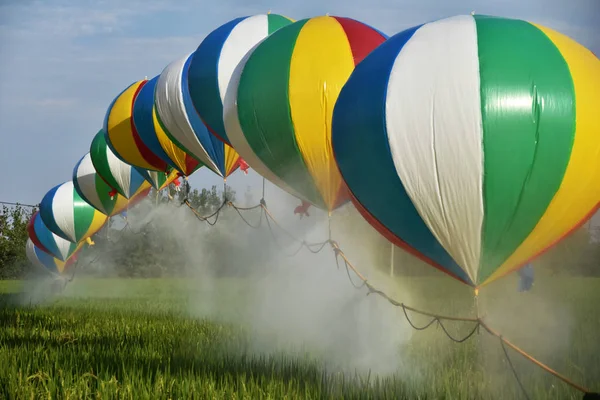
[0,276,599,399]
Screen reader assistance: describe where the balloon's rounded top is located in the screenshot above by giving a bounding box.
[187,13,294,146]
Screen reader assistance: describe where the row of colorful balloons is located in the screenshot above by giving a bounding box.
[27,12,600,289]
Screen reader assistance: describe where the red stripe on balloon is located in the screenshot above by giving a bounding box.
[27,211,52,255]
[185,156,201,176]
[332,17,387,65]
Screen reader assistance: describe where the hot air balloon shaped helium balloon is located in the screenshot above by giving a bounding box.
[187,13,294,146]
[73,152,130,216]
[90,129,149,200]
[332,14,600,288]
[155,54,242,179]
[104,79,169,172]
[223,15,388,213]
[39,181,108,243]
[28,211,83,261]
[26,238,79,276]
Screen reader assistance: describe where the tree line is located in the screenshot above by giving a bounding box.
[1,183,599,279]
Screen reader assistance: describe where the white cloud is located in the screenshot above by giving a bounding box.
[0,0,598,204]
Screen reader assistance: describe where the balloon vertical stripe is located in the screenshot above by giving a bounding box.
[132,76,178,171]
[152,106,202,176]
[491,24,600,282]
[475,16,576,279]
[188,13,294,145]
[331,24,470,284]
[105,80,168,171]
[383,16,485,281]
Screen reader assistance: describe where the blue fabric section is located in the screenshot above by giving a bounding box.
[331,25,472,285]
[132,76,178,171]
[188,17,246,144]
[34,245,59,274]
[33,212,61,260]
[40,183,70,242]
[130,167,149,195]
[182,54,225,176]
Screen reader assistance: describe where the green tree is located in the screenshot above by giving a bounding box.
[0,205,36,278]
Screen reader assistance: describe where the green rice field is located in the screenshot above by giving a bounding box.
[0,276,599,399]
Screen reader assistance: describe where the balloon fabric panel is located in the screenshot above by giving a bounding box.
[474,16,576,282]
[331,24,471,285]
[489,23,600,283]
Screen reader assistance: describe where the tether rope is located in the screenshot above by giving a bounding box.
[14,178,596,397]
[174,183,596,397]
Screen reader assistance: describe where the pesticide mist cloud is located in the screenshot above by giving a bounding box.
[138,192,415,377]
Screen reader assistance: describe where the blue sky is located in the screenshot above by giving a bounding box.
[0,0,598,207]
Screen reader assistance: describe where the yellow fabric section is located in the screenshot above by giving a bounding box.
[83,210,109,241]
[55,258,66,274]
[163,169,180,191]
[63,241,86,275]
[106,80,156,170]
[224,144,240,177]
[483,27,600,286]
[111,194,129,216]
[134,181,152,198]
[153,106,194,175]
[288,16,354,211]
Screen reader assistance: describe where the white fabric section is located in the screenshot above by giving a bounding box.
[385,15,484,282]
[51,182,77,242]
[155,54,220,174]
[51,228,73,261]
[146,171,160,189]
[218,15,268,104]
[223,41,311,203]
[26,238,42,268]
[75,154,106,214]
[106,146,132,198]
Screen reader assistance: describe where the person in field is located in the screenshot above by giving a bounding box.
[517,263,534,292]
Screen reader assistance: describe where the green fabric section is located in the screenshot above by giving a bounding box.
[95,174,116,215]
[72,187,96,242]
[144,170,167,190]
[236,19,325,208]
[90,130,124,197]
[267,14,293,34]
[475,15,576,283]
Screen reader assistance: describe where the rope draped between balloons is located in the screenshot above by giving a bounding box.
[176,177,596,398]
[33,175,597,399]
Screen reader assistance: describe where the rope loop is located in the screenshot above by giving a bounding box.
[80,191,594,398]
